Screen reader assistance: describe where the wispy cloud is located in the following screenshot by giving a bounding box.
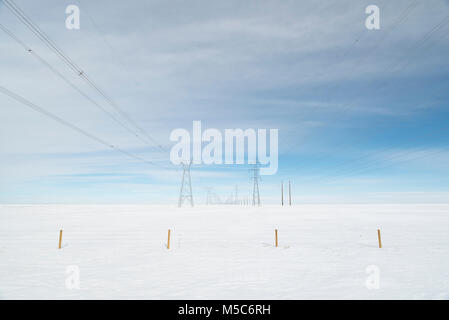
[1,0,449,203]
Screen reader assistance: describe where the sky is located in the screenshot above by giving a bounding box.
[1,0,449,204]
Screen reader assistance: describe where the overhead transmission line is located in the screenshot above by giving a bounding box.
[292,91,449,186]
[313,146,449,187]
[0,86,171,170]
[198,0,440,185]
[297,83,449,186]
[281,0,420,152]
[296,31,449,185]
[285,12,449,177]
[77,0,142,88]
[0,22,157,149]
[325,9,448,127]
[297,82,449,186]
[2,0,167,153]
[326,0,420,100]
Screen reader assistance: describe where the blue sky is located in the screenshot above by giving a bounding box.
[1,0,449,204]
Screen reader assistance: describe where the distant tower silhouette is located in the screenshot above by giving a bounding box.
[204,187,213,205]
[249,163,261,206]
[178,161,193,207]
[234,184,239,205]
[288,180,292,206]
[281,181,284,206]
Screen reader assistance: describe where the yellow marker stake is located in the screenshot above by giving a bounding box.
[167,229,171,249]
[377,229,382,248]
[58,229,63,249]
[275,229,278,247]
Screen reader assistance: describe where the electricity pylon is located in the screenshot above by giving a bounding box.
[178,161,193,207]
[249,163,260,206]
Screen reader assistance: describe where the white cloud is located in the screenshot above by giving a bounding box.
[1,0,449,203]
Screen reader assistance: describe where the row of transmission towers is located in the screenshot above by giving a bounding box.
[178,161,291,207]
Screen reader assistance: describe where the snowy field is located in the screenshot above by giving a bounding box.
[0,204,448,299]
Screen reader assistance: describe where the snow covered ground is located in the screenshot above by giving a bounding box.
[0,204,448,299]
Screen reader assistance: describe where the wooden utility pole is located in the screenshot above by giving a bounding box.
[167,229,171,249]
[58,229,63,249]
[377,229,382,248]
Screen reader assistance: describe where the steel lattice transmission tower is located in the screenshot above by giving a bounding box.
[249,163,261,206]
[178,161,194,207]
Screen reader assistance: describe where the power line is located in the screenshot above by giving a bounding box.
[282,1,423,153]
[317,146,449,187]
[0,85,170,169]
[178,160,194,207]
[324,0,420,103]
[279,9,449,186]
[295,81,449,185]
[298,90,449,186]
[326,0,420,101]
[2,0,167,153]
[0,22,158,149]
[285,12,449,176]
[303,56,449,182]
[77,0,141,88]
